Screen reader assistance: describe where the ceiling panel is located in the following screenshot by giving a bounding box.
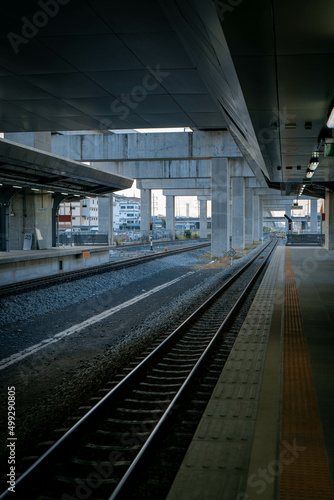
[22,73,110,99]
[8,99,86,117]
[0,38,74,75]
[92,0,171,33]
[41,35,142,72]
[117,94,182,114]
[161,70,209,94]
[0,77,53,100]
[173,94,220,113]
[0,1,111,36]
[86,70,167,95]
[119,32,195,68]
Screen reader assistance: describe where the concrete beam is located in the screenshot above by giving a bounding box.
[93,160,212,179]
[137,179,210,190]
[92,158,258,181]
[163,189,211,197]
[52,131,242,162]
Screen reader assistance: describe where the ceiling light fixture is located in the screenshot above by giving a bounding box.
[13,185,22,189]
[309,151,319,171]
[305,169,314,179]
[31,188,39,191]
[327,106,334,128]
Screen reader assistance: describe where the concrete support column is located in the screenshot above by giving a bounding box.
[211,157,230,257]
[165,195,175,239]
[140,188,151,237]
[98,194,114,245]
[325,189,334,250]
[285,205,291,232]
[245,188,254,245]
[231,177,245,249]
[259,198,264,239]
[253,195,260,242]
[310,199,318,233]
[199,199,207,239]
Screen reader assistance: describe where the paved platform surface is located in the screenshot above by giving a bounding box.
[167,246,334,500]
[0,245,111,263]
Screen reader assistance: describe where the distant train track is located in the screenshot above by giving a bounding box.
[0,242,210,298]
[0,238,277,500]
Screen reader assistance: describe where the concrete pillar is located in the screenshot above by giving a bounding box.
[140,188,151,237]
[245,188,254,245]
[211,158,230,258]
[259,198,264,239]
[325,189,334,250]
[253,195,260,242]
[310,199,318,233]
[165,195,175,239]
[199,199,207,238]
[231,177,245,249]
[98,194,114,245]
[285,205,291,232]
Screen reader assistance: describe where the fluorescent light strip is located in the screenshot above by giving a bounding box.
[327,107,334,128]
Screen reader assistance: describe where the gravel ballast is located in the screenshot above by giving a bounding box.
[0,242,267,491]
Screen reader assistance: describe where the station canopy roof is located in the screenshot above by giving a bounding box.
[0,137,132,197]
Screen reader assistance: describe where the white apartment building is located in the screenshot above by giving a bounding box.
[59,195,140,231]
[58,198,99,229]
[114,195,140,230]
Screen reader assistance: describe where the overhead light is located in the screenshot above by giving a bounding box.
[327,106,334,128]
[31,188,40,191]
[73,194,80,197]
[305,169,314,179]
[309,151,319,170]
[61,192,68,195]
[13,185,22,189]
[47,190,54,193]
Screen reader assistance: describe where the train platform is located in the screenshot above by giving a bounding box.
[167,246,334,500]
[0,245,112,285]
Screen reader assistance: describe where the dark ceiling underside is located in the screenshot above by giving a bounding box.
[0,0,333,198]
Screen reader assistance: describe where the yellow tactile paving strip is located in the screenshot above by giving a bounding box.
[280,248,334,499]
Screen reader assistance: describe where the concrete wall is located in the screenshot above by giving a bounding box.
[9,191,53,250]
[0,248,111,285]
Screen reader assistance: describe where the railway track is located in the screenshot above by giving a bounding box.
[0,238,277,500]
[0,242,210,298]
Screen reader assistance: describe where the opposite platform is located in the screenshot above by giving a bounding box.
[167,246,334,500]
[0,246,112,285]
